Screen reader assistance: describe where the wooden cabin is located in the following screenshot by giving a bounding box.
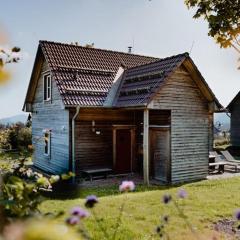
[227,93,240,147]
[23,41,222,184]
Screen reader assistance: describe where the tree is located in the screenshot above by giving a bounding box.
[185,0,240,53]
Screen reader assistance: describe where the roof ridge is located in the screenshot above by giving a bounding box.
[126,52,189,71]
[39,40,158,60]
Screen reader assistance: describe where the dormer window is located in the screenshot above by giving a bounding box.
[43,74,51,101]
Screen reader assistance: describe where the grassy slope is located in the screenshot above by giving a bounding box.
[40,177,240,240]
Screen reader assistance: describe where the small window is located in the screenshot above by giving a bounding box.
[43,74,51,101]
[44,132,51,156]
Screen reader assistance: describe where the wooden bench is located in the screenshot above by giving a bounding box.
[81,168,113,181]
[224,162,239,172]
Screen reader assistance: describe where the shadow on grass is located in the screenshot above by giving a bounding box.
[42,180,188,200]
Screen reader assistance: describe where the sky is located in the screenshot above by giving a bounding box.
[0,0,239,119]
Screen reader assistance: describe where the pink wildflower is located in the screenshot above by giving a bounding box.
[70,206,89,219]
[119,181,135,192]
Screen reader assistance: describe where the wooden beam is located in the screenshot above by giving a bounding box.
[112,128,116,169]
[143,109,149,185]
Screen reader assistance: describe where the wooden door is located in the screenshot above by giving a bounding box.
[115,129,132,173]
[150,128,170,182]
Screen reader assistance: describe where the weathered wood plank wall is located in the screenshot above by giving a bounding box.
[32,60,69,174]
[230,97,240,146]
[149,66,212,183]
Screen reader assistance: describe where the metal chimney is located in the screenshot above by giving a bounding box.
[128,46,132,53]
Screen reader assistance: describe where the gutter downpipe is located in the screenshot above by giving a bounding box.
[72,106,80,183]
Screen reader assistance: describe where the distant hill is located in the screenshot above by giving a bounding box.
[0,114,28,125]
[214,113,230,131]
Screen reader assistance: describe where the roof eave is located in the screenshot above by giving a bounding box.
[226,91,240,112]
[22,45,44,111]
[183,57,224,111]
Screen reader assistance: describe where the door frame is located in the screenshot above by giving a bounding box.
[112,125,136,173]
[149,125,171,183]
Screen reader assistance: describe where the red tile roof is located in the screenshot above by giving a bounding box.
[40,41,158,106]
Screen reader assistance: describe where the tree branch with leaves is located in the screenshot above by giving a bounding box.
[185,0,240,54]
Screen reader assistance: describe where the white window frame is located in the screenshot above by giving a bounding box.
[43,74,52,102]
[44,131,51,156]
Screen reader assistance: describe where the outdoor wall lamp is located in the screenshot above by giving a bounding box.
[92,120,95,132]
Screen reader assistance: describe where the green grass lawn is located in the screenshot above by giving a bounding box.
[40,177,240,240]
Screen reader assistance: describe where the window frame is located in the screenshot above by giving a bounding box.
[43,73,52,102]
[44,131,51,156]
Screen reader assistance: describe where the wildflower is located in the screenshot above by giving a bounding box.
[70,207,89,219]
[119,181,135,192]
[162,215,169,223]
[156,226,161,233]
[234,209,240,221]
[85,195,98,208]
[177,189,187,199]
[162,194,172,204]
[66,216,80,225]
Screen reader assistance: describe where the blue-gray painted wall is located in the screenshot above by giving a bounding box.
[32,61,70,174]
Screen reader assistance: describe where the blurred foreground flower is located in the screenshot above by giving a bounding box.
[85,195,98,208]
[70,206,89,219]
[234,209,240,221]
[119,180,135,192]
[66,216,80,226]
[162,194,172,204]
[3,220,79,240]
[0,46,21,85]
[177,188,187,199]
[0,68,11,85]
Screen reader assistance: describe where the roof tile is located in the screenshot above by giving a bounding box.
[40,41,157,106]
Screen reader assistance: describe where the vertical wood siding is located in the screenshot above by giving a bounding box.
[230,98,240,146]
[32,61,69,174]
[74,109,137,177]
[149,66,211,183]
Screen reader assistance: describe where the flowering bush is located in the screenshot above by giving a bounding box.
[2,220,80,240]
[0,158,53,218]
[0,157,73,220]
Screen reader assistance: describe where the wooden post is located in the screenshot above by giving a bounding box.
[143,109,149,185]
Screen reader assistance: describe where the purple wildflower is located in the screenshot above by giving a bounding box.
[156,226,161,233]
[119,181,135,192]
[70,206,89,219]
[162,194,172,204]
[162,215,169,223]
[66,216,80,225]
[85,195,98,208]
[177,189,187,199]
[234,209,240,221]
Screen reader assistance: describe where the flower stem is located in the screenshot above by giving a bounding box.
[92,208,110,239]
[172,199,200,240]
[78,220,92,240]
[112,196,126,240]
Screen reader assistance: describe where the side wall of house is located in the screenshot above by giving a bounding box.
[230,98,240,146]
[32,60,69,174]
[149,66,211,183]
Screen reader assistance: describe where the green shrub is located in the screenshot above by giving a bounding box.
[17,127,32,151]
[0,124,32,152]
[0,130,11,150]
